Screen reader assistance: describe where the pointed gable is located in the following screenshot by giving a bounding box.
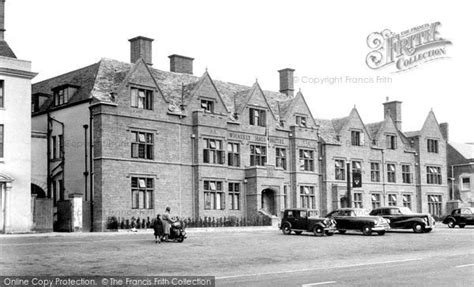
[278,91,317,127]
[235,82,277,120]
[420,110,444,139]
[369,113,411,149]
[182,71,229,114]
[334,108,371,146]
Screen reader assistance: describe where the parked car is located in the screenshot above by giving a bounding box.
[442,207,474,228]
[369,207,435,233]
[280,208,337,236]
[326,208,390,236]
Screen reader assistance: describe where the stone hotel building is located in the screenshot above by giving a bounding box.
[31,36,449,231]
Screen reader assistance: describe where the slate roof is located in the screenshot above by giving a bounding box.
[449,143,474,160]
[366,121,384,139]
[315,118,340,144]
[404,131,421,138]
[331,117,350,133]
[32,58,292,119]
[0,40,16,58]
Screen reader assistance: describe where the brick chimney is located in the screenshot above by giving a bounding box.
[129,36,153,66]
[168,54,194,74]
[0,0,5,40]
[439,122,449,141]
[383,100,402,130]
[278,68,295,97]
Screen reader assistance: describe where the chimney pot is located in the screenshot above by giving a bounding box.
[278,68,295,97]
[129,36,154,66]
[169,54,194,74]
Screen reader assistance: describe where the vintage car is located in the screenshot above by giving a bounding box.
[326,208,390,236]
[369,207,435,233]
[442,207,474,228]
[280,208,337,236]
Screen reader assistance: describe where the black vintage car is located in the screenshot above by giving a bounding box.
[326,208,390,236]
[442,207,474,228]
[280,208,337,236]
[370,207,435,233]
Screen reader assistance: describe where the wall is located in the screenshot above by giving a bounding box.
[0,55,35,233]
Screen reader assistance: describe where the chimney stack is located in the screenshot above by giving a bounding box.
[168,54,194,74]
[278,68,295,97]
[383,100,402,130]
[439,122,449,141]
[0,0,6,40]
[129,36,153,66]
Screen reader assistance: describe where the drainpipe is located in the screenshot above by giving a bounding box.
[191,133,196,219]
[83,125,89,201]
[47,113,51,198]
[89,108,94,232]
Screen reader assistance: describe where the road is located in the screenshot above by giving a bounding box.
[0,226,473,286]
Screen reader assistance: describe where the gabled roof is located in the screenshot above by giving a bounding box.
[32,58,293,119]
[449,143,474,160]
[404,131,421,138]
[332,116,350,134]
[315,118,340,144]
[366,121,384,139]
[0,40,16,58]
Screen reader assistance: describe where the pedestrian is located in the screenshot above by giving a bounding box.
[153,214,164,244]
[130,216,138,232]
[161,207,174,241]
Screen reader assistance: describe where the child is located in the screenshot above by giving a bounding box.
[153,214,164,244]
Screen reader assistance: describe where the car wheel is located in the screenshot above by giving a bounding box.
[294,231,303,235]
[362,225,372,236]
[325,231,334,236]
[413,223,424,233]
[377,230,386,236]
[424,228,433,233]
[313,226,324,236]
[447,220,455,228]
[459,224,466,228]
[282,224,291,235]
[338,230,347,234]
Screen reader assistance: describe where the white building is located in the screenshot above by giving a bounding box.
[0,0,37,233]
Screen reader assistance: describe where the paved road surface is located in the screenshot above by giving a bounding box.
[0,226,473,286]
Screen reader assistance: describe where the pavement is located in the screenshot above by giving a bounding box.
[0,225,276,238]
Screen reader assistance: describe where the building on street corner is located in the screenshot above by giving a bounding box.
[30,36,450,231]
[0,0,37,233]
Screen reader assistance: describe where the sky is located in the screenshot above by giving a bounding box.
[6,0,473,143]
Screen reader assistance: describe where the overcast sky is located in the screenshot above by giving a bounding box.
[7,0,473,143]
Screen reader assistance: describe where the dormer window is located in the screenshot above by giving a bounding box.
[201,99,214,113]
[351,130,364,146]
[296,115,307,127]
[249,108,266,127]
[131,87,153,110]
[52,85,78,107]
[386,134,397,150]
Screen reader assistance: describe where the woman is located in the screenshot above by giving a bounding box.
[161,207,174,241]
[153,214,164,244]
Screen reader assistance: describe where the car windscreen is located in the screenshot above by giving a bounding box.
[353,209,370,216]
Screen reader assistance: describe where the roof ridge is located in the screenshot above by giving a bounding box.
[33,61,101,86]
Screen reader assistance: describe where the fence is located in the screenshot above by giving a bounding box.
[106,215,272,230]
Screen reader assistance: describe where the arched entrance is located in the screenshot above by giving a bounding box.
[31,184,46,198]
[261,189,276,216]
